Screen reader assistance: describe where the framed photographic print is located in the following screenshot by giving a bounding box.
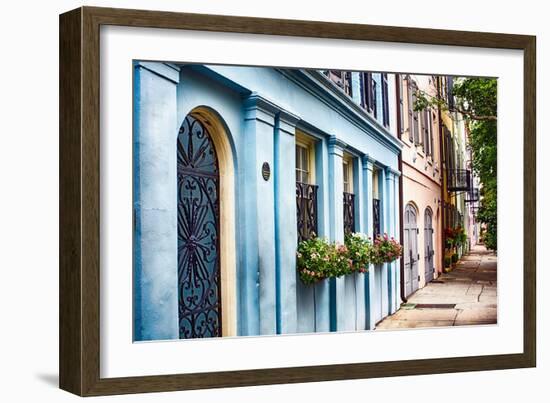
[59,6,536,396]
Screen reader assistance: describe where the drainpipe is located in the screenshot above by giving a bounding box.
[395,74,407,303]
[436,77,446,275]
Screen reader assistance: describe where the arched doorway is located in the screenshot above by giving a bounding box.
[424,208,435,283]
[404,204,419,297]
[176,113,229,339]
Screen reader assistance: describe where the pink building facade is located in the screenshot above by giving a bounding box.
[397,74,443,298]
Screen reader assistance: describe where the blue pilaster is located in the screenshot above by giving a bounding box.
[362,155,377,330]
[274,110,300,335]
[242,94,278,335]
[133,62,180,341]
[353,157,367,330]
[314,139,331,333]
[379,167,390,318]
[328,136,346,331]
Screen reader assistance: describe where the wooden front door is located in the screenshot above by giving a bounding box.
[424,209,435,284]
[404,204,419,297]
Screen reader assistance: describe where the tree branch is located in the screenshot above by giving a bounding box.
[414,88,497,121]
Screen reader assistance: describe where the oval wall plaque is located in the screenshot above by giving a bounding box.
[262,162,270,181]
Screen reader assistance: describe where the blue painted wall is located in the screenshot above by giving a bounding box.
[133,62,402,340]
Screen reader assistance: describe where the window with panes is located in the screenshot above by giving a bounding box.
[343,158,355,234]
[411,81,420,146]
[407,77,414,142]
[295,138,318,242]
[361,72,377,117]
[397,74,405,136]
[381,73,390,128]
[325,70,353,97]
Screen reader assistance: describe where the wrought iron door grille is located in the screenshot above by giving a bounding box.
[343,192,355,234]
[446,168,471,192]
[373,198,381,237]
[177,115,222,339]
[296,182,319,243]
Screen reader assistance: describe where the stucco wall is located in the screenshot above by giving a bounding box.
[402,163,443,287]
[133,62,402,340]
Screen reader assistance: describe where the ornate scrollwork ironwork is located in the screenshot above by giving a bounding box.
[296,182,318,243]
[177,115,221,339]
[373,198,381,237]
[343,192,355,235]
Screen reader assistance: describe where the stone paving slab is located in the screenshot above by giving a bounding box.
[376,244,497,330]
[453,321,497,327]
[479,295,498,303]
[377,320,455,330]
[480,288,497,296]
[455,302,497,310]
[455,308,497,323]
[466,284,484,295]
[407,295,480,304]
[391,308,458,322]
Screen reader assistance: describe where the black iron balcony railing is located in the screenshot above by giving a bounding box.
[296,182,319,243]
[373,198,381,237]
[465,187,480,203]
[447,169,471,192]
[343,192,355,235]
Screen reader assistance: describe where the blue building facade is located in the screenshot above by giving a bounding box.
[133,61,403,341]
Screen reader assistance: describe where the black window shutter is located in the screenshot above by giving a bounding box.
[360,73,365,108]
[407,78,414,142]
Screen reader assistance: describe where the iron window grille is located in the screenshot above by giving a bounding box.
[343,192,356,235]
[373,198,381,237]
[296,182,319,243]
[447,169,471,192]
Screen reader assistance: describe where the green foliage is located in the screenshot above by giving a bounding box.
[451,253,459,263]
[458,79,498,250]
[344,233,372,274]
[444,256,452,268]
[296,232,403,285]
[415,77,498,250]
[370,234,403,265]
[453,78,497,120]
[296,237,351,285]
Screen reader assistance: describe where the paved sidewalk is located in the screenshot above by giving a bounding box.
[376,244,497,330]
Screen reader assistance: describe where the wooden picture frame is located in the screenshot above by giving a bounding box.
[59,6,536,396]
